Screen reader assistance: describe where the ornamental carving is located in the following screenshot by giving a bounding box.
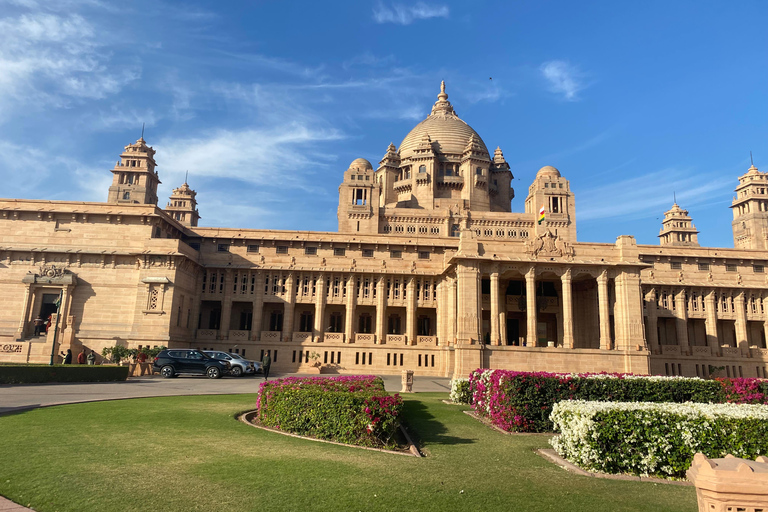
[525,230,574,259]
[38,264,68,278]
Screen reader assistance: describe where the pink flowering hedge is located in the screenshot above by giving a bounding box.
[469,369,738,433]
[256,375,403,448]
[717,377,768,404]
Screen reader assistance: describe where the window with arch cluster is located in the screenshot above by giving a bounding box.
[148,288,159,310]
[419,165,426,173]
[407,226,415,234]
[419,226,428,234]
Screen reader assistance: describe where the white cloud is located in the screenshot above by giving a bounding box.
[373,2,449,25]
[540,60,586,101]
[577,168,734,223]
[0,11,139,122]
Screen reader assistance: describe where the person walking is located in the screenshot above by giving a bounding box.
[261,352,271,380]
[87,350,96,365]
[62,349,72,364]
[77,349,86,364]
[33,316,44,336]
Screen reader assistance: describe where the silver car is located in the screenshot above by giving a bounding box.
[203,351,258,377]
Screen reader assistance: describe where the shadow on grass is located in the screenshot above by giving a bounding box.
[402,397,476,447]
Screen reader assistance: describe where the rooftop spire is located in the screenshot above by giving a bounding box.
[431,80,456,116]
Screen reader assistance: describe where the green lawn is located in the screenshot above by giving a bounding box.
[0,393,697,512]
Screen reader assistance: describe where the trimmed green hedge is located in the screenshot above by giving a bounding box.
[551,400,768,478]
[0,364,130,384]
[256,376,403,448]
[470,370,725,432]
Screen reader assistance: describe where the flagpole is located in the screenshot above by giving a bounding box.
[48,290,63,366]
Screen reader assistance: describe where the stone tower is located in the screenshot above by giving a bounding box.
[107,137,161,205]
[658,203,699,246]
[164,180,200,227]
[731,164,768,250]
[524,165,576,242]
[337,158,380,233]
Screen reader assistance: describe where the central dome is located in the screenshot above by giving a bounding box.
[399,82,488,159]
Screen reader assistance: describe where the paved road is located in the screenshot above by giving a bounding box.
[0,373,452,414]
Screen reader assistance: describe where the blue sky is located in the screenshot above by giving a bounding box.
[1,0,766,248]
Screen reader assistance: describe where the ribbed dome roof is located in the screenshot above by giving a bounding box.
[537,165,561,177]
[349,158,373,170]
[399,82,488,159]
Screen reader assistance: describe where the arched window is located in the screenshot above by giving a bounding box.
[476,167,483,175]
[445,164,453,176]
[122,191,131,200]
[419,165,426,173]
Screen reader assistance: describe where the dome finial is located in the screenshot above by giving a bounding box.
[438,80,448,101]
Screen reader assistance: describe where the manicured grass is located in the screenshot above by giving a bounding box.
[0,393,697,512]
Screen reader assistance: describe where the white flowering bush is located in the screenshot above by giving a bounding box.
[449,378,471,404]
[550,400,768,478]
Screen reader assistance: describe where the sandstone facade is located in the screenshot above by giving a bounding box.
[1,83,766,379]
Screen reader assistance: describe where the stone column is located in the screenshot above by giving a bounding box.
[704,289,718,352]
[345,274,356,343]
[406,277,417,345]
[763,296,768,349]
[219,269,233,339]
[674,288,689,353]
[561,269,574,349]
[734,291,749,352]
[16,283,33,339]
[597,270,611,350]
[646,288,660,354]
[375,275,386,344]
[313,272,326,342]
[281,272,295,341]
[457,261,482,345]
[251,271,265,338]
[448,277,457,346]
[613,270,645,352]
[525,266,537,347]
[490,271,500,345]
[436,280,445,346]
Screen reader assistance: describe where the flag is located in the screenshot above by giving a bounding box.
[538,205,545,225]
[53,291,62,309]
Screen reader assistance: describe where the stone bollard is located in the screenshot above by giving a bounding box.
[401,370,414,393]
[687,453,768,511]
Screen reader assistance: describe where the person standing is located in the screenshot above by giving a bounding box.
[62,349,72,364]
[87,350,96,365]
[33,316,44,336]
[77,349,86,364]
[261,352,271,380]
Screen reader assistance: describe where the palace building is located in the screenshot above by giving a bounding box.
[1,82,767,379]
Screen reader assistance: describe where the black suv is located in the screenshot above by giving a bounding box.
[153,349,230,379]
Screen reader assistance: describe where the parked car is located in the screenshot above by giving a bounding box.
[203,351,259,377]
[153,349,230,379]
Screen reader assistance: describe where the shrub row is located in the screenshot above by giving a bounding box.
[0,364,130,384]
[449,378,471,404]
[550,400,768,479]
[256,375,403,448]
[469,369,727,432]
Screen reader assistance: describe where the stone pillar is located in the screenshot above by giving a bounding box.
[705,289,718,352]
[525,266,537,347]
[375,275,386,344]
[613,270,645,352]
[313,272,326,342]
[436,280,445,346]
[687,453,768,512]
[219,269,233,339]
[561,269,574,349]
[597,270,611,350]
[282,272,295,341]
[457,261,482,345]
[674,288,689,353]
[448,277,457,346]
[16,283,33,339]
[251,271,265,338]
[490,271,500,345]
[735,291,749,352]
[345,274,356,343]
[646,288,660,354]
[763,296,768,349]
[406,277,416,345]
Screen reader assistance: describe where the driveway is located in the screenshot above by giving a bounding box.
[0,373,452,415]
